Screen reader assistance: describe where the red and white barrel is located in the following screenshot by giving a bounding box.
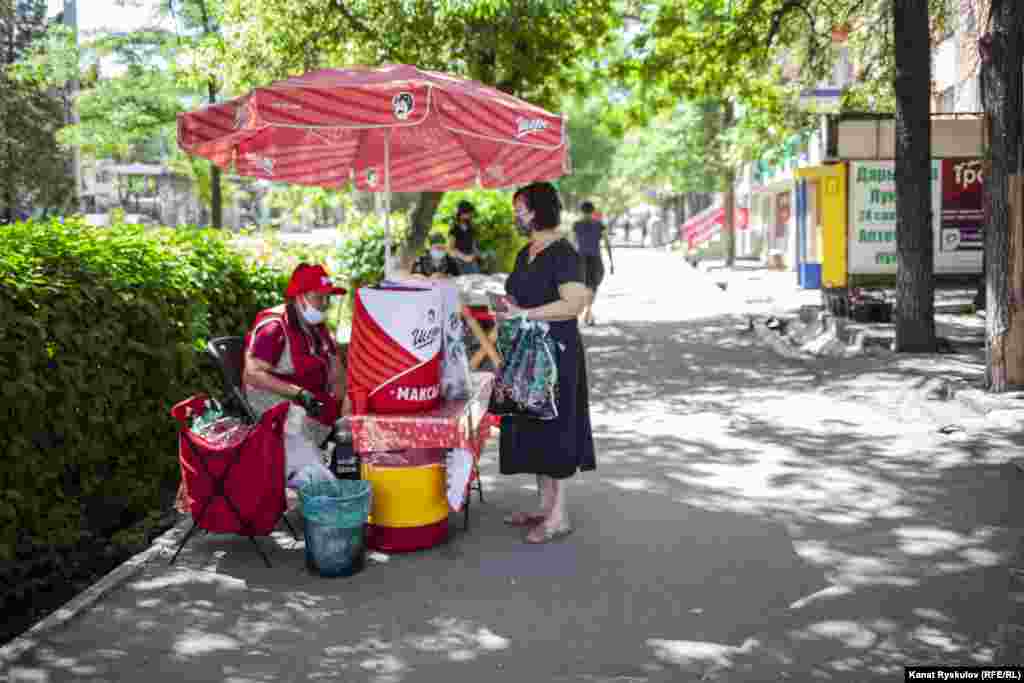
[347,285,443,415]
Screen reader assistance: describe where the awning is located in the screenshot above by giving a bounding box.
[681,206,750,249]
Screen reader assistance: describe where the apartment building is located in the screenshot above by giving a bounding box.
[932,0,988,113]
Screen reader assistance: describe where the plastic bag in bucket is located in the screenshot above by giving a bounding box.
[300,478,372,577]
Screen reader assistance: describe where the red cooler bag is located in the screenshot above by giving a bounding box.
[347,285,443,414]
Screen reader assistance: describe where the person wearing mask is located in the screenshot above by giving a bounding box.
[572,200,614,326]
[498,181,596,544]
[449,199,481,274]
[412,233,461,278]
[243,263,347,488]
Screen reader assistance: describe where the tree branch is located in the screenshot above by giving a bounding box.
[766,0,809,47]
[334,0,397,62]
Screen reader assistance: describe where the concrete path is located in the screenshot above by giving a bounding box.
[4,250,1023,682]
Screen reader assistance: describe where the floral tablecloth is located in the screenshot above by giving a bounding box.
[350,372,495,455]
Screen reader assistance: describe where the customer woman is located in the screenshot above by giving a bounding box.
[243,263,347,488]
[499,182,596,543]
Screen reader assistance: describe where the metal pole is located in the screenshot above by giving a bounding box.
[63,0,82,213]
[384,129,393,279]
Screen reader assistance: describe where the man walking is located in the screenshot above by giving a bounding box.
[573,201,614,326]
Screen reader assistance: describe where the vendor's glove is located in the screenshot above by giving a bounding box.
[294,389,322,418]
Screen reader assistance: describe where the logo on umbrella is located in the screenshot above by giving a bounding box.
[392,92,415,120]
[366,169,378,187]
[516,118,548,138]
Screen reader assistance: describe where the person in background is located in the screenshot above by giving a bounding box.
[572,200,614,326]
[498,181,596,544]
[243,263,347,488]
[448,199,481,274]
[413,233,461,278]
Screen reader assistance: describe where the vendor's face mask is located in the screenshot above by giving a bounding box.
[299,294,327,325]
[430,248,446,261]
[514,200,534,237]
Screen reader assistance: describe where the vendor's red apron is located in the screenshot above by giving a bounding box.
[244,306,337,448]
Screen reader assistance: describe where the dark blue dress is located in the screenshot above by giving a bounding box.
[499,239,596,479]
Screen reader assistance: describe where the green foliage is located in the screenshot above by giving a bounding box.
[630,0,954,118]
[435,190,525,273]
[263,185,349,229]
[0,217,285,561]
[334,211,409,288]
[1,0,73,217]
[216,0,619,109]
[557,93,626,210]
[60,68,185,161]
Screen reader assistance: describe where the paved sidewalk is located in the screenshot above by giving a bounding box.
[3,249,1022,682]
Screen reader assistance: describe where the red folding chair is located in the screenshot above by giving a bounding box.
[170,396,295,567]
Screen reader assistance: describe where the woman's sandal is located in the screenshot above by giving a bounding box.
[503,512,545,527]
[524,523,574,544]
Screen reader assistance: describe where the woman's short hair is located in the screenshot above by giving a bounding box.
[513,182,562,229]
[580,201,595,214]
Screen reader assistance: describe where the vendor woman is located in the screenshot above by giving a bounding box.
[243,263,348,487]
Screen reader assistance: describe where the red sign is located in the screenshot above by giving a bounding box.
[681,207,750,249]
[940,158,984,253]
[775,192,791,239]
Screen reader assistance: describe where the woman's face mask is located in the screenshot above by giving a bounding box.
[514,200,534,237]
[430,247,446,261]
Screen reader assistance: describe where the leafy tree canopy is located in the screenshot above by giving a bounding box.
[213,0,619,107]
[1,0,72,218]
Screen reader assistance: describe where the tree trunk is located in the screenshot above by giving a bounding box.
[893,0,936,353]
[207,80,222,229]
[721,102,736,267]
[405,191,445,252]
[980,0,1024,390]
[723,172,736,267]
[1006,176,1024,384]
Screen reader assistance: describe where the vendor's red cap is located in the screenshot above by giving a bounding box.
[285,264,347,298]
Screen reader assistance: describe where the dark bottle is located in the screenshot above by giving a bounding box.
[330,442,362,480]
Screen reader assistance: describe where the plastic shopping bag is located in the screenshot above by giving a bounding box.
[437,280,472,400]
[487,316,559,420]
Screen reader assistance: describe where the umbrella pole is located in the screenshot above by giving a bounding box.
[384,129,392,279]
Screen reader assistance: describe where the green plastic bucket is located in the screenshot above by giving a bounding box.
[299,479,372,578]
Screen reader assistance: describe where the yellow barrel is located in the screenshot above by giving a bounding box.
[361,463,448,528]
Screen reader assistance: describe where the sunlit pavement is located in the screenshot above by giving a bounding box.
[5,249,1024,682]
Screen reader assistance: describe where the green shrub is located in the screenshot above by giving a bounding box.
[334,211,408,290]
[0,218,286,561]
[435,190,526,273]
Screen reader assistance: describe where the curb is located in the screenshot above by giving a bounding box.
[0,517,190,668]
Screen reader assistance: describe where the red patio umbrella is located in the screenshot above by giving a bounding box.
[177,64,570,271]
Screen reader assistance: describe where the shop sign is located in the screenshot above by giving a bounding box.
[848,160,983,275]
[938,159,984,271]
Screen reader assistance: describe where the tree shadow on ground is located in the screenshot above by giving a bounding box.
[5,312,1022,683]
[580,316,1024,680]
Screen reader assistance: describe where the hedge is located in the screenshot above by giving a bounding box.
[0,218,287,561]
